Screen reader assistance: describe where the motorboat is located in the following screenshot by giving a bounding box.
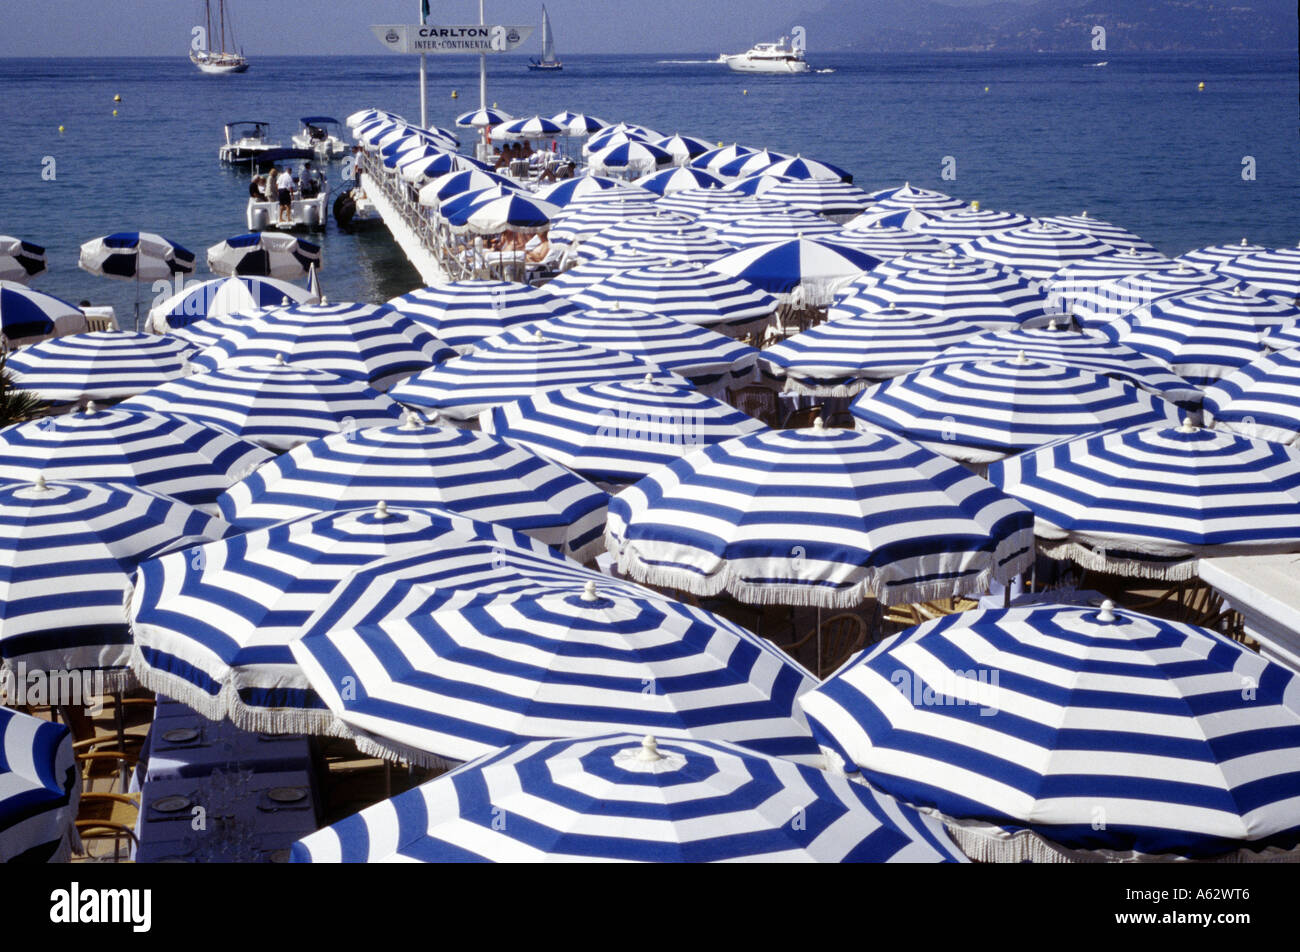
[247,167,329,231]
[220,121,281,164]
[722,37,809,74]
[292,117,350,160]
[191,0,249,74]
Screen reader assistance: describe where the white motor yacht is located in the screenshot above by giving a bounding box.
[722,37,810,74]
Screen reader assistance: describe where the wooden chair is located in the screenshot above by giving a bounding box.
[781,405,824,429]
[75,792,140,863]
[783,612,868,678]
[725,385,779,427]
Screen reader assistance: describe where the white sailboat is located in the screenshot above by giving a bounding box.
[192,0,249,74]
[528,5,562,72]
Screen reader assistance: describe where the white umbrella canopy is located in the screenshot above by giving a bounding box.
[0,281,88,347]
[144,276,318,334]
[2,331,197,404]
[206,233,322,280]
[0,236,48,285]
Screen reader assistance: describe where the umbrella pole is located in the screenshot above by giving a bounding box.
[816,605,822,677]
[134,270,141,332]
[384,758,392,798]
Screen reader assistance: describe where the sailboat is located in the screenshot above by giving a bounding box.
[528,5,562,72]
[191,0,249,74]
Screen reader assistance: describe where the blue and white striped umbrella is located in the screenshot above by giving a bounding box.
[1069,264,1249,328]
[166,311,264,351]
[571,213,701,260]
[921,325,1202,404]
[800,600,1300,861]
[0,236,47,285]
[554,112,607,136]
[708,238,883,308]
[119,361,404,452]
[549,201,659,246]
[759,155,852,183]
[609,231,735,265]
[565,186,659,208]
[1099,288,1299,385]
[760,180,872,219]
[1037,212,1158,254]
[587,141,674,177]
[960,223,1118,280]
[0,282,82,344]
[760,309,984,396]
[834,252,983,299]
[481,378,767,484]
[716,148,791,178]
[633,166,726,196]
[534,174,638,207]
[1203,349,1300,446]
[913,209,1032,245]
[1216,247,1300,303]
[380,142,441,171]
[78,232,196,281]
[720,173,802,197]
[1176,238,1269,270]
[435,186,518,224]
[389,333,686,422]
[571,263,780,338]
[0,477,228,691]
[541,252,669,298]
[387,281,578,354]
[206,232,322,280]
[841,260,1051,330]
[520,310,760,395]
[455,107,513,128]
[1043,249,1181,315]
[218,415,609,560]
[4,331,196,403]
[607,421,1035,608]
[0,405,272,509]
[829,224,951,259]
[653,133,715,164]
[851,356,1182,467]
[496,115,565,139]
[0,707,78,863]
[397,150,490,186]
[987,421,1300,578]
[189,302,455,391]
[846,206,955,232]
[128,504,568,733]
[864,183,965,209]
[446,193,561,237]
[582,129,650,156]
[692,143,757,173]
[290,733,966,863]
[417,169,519,208]
[348,108,401,129]
[696,198,802,232]
[654,186,746,217]
[713,213,841,249]
[144,276,317,333]
[289,569,822,766]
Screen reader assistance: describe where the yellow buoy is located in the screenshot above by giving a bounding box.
[1198,81,1205,91]
[451,90,458,98]
[112,109,118,117]
[58,125,64,133]
[984,86,990,92]
[742,89,748,95]
[113,94,121,102]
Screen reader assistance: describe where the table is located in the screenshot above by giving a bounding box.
[135,700,314,785]
[1198,554,1300,673]
[135,769,319,863]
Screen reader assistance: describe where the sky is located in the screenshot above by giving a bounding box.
[0,1,851,57]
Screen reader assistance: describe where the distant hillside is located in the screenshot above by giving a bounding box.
[782,0,1298,52]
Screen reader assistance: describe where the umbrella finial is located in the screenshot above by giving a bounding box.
[581,580,599,602]
[533,329,545,343]
[637,735,663,762]
[643,373,654,385]
[276,353,286,365]
[1047,318,1060,330]
[1014,350,1029,364]
[1178,416,1198,433]
[84,400,98,414]
[812,415,824,430]
[1080,210,1089,219]
[376,500,390,519]
[1241,237,1249,245]
[33,474,48,492]
[401,410,424,430]
[1097,599,1116,622]
[971,199,980,212]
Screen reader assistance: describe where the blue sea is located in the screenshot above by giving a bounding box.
[1,52,1295,321]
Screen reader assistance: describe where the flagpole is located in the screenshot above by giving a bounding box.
[418,0,428,128]
[478,0,487,111]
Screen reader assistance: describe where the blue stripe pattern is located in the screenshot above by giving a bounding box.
[0,707,77,862]
[800,602,1300,859]
[289,733,966,863]
[388,281,578,354]
[5,331,197,403]
[1204,348,1300,445]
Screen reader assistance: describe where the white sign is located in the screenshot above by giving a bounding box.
[372,24,534,54]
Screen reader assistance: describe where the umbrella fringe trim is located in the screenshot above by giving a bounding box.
[942,819,1300,864]
[606,536,1034,608]
[348,731,460,773]
[1039,540,1196,582]
[225,688,357,739]
[777,377,875,399]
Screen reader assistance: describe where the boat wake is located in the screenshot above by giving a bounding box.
[656,59,723,64]
[815,68,835,73]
